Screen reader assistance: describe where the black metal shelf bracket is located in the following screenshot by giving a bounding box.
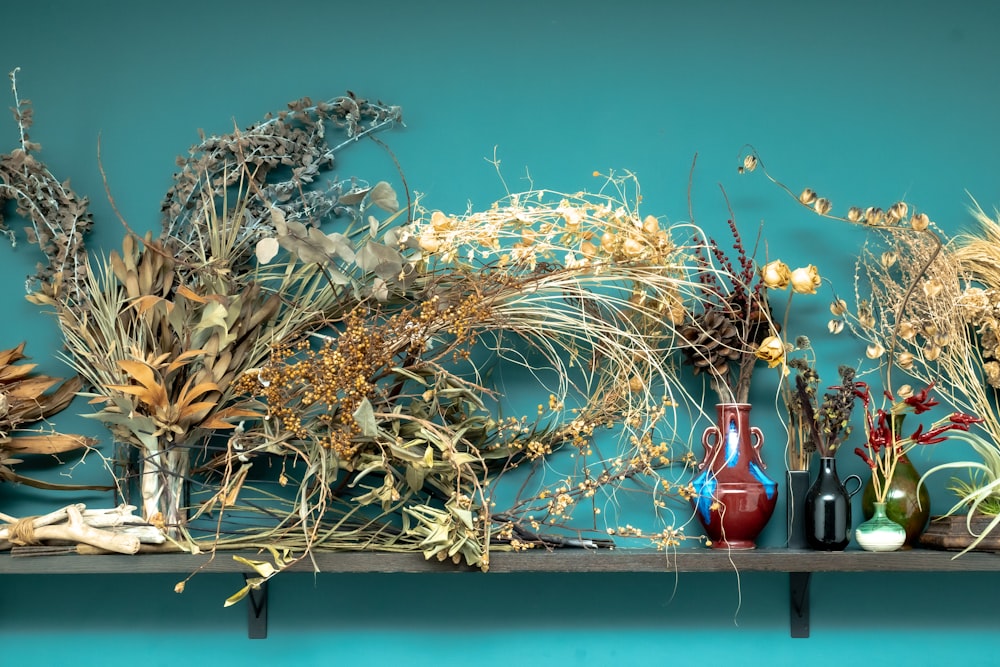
[245,576,269,639]
[789,571,811,638]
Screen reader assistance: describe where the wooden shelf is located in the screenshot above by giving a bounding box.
[5,547,997,639]
[2,546,997,575]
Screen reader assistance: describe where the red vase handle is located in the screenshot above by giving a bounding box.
[750,426,766,469]
[700,426,721,470]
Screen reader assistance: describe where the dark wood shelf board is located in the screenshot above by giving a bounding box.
[3,547,999,575]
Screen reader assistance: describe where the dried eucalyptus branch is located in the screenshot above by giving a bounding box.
[0,68,93,304]
[161,92,403,274]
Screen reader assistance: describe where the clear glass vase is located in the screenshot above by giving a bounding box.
[855,500,906,552]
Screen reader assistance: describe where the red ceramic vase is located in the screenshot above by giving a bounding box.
[690,403,778,549]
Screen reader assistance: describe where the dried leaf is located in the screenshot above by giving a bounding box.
[369,181,398,213]
[353,397,377,437]
[255,237,280,264]
[355,242,403,281]
[338,186,372,206]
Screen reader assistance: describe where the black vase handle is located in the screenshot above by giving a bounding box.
[843,474,863,498]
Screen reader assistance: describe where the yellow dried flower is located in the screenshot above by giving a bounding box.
[984,361,1000,388]
[430,210,451,231]
[760,260,791,289]
[790,265,821,294]
[418,234,441,253]
[755,335,785,368]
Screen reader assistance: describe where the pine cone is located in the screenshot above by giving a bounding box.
[679,309,741,377]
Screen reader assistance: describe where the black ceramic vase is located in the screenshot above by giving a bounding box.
[786,469,811,549]
[804,457,863,551]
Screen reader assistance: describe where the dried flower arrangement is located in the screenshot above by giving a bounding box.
[1,68,406,541]
[207,170,716,596]
[738,146,1000,546]
[853,383,983,505]
[2,69,743,592]
[754,259,831,470]
[785,361,859,461]
[678,213,775,405]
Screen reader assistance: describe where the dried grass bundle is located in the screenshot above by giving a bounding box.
[196,172,712,585]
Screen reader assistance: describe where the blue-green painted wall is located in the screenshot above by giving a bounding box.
[3,1,1000,664]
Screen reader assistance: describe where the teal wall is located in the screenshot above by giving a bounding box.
[3,1,1000,664]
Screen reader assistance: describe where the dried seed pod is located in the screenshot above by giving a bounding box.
[910,212,930,231]
[887,201,909,224]
[828,319,845,334]
[865,207,885,225]
[830,298,848,316]
[866,342,886,359]
[799,188,818,205]
[814,198,832,215]
[847,206,864,223]
[623,237,643,256]
[922,278,943,298]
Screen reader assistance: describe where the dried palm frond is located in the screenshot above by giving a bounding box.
[0,342,104,491]
[55,183,353,533]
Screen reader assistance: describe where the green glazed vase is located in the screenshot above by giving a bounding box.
[856,501,906,552]
[861,454,930,547]
[860,414,930,546]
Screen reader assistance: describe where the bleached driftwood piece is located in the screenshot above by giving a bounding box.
[81,505,166,544]
[0,504,156,554]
